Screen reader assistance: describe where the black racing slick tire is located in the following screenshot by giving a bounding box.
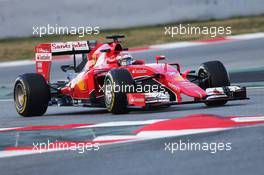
[14,73,50,117]
[198,61,230,106]
[104,69,134,114]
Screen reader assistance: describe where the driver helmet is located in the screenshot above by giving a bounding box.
[116,52,134,66]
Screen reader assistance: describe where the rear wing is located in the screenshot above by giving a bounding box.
[35,41,92,82]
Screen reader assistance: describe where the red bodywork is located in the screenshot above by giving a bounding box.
[35,39,207,107]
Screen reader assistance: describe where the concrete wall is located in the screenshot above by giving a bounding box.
[0,0,264,38]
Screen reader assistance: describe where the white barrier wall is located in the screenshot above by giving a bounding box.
[0,0,264,38]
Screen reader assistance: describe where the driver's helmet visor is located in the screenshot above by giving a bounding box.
[118,55,133,66]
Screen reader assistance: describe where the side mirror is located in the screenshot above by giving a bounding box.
[181,69,196,79]
[156,55,166,64]
[189,70,196,74]
[133,59,145,65]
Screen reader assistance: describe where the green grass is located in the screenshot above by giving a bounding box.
[1,15,264,61]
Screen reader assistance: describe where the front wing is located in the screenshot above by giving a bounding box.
[126,86,248,107]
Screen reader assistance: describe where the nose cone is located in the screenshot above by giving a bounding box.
[167,74,207,99]
[179,83,207,99]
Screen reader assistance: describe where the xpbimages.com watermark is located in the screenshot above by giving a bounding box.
[32,140,100,154]
[164,140,232,154]
[164,24,232,38]
[99,83,166,93]
[33,24,100,37]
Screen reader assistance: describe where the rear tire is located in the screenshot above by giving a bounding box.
[14,73,50,117]
[104,69,134,114]
[198,61,230,106]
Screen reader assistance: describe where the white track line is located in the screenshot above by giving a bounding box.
[232,116,264,122]
[0,60,33,68]
[150,32,264,50]
[0,119,167,132]
[77,119,167,129]
[247,86,264,90]
[0,99,13,102]
[227,32,264,40]
[0,127,230,158]
[150,41,205,49]
[1,116,264,158]
[0,127,21,132]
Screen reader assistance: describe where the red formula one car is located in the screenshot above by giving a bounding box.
[14,35,248,117]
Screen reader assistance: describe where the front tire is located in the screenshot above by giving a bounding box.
[14,73,50,117]
[198,61,230,106]
[104,69,134,114]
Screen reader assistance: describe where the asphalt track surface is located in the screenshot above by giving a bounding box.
[0,38,264,175]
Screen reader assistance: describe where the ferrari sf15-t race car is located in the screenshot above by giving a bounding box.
[14,35,248,117]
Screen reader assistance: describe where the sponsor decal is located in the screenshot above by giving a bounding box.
[77,79,86,91]
[51,41,89,53]
[70,41,89,51]
[36,62,42,68]
[35,53,52,61]
[132,69,148,74]
[175,75,185,81]
[36,48,50,53]
[51,42,72,52]
[131,97,145,102]
[167,72,185,81]
[168,82,179,92]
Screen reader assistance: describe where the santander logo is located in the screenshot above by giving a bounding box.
[72,41,87,49]
[51,41,88,52]
[51,43,71,50]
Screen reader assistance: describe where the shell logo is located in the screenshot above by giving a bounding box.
[77,80,86,91]
[175,76,185,81]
